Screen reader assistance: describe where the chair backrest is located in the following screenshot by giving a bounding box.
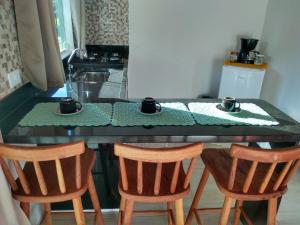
[228,144,300,194]
[114,143,203,195]
[0,141,85,195]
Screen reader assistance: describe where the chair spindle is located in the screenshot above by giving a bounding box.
[184,157,198,189]
[75,155,81,189]
[259,162,277,193]
[170,161,180,193]
[228,157,238,190]
[154,163,162,195]
[273,160,293,191]
[33,161,48,195]
[119,157,128,191]
[13,160,30,194]
[55,159,66,193]
[243,161,258,193]
[137,161,143,194]
[282,159,300,187]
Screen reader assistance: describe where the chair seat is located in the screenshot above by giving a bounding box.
[119,159,190,202]
[13,148,96,203]
[202,149,287,200]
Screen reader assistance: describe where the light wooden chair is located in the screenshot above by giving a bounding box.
[0,141,104,225]
[114,142,204,225]
[185,144,300,225]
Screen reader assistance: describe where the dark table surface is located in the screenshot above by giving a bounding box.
[4,97,300,144]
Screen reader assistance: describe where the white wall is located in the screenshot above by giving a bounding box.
[128,0,269,98]
[260,0,300,122]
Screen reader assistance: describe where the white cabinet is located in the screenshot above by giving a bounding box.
[218,65,266,99]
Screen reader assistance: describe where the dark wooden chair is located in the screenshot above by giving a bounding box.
[114,143,204,225]
[185,144,300,225]
[0,141,104,225]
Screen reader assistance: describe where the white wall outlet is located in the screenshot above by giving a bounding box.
[7,69,22,89]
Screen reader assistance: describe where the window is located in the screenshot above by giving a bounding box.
[52,0,74,52]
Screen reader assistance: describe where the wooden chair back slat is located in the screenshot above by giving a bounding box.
[0,157,18,191]
[0,141,85,161]
[33,161,48,195]
[229,144,300,195]
[119,157,128,191]
[273,160,293,191]
[184,157,198,189]
[228,157,238,190]
[13,160,30,194]
[170,161,181,194]
[137,161,143,194]
[259,162,277,193]
[0,141,86,197]
[231,144,300,163]
[114,143,203,196]
[75,155,81,189]
[243,161,258,193]
[55,159,66,193]
[114,143,203,163]
[154,163,162,195]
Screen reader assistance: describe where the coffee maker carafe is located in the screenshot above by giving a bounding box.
[238,38,259,64]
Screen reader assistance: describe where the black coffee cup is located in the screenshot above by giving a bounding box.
[59,97,82,114]
[141,97,161,114]
[221,97,240,112]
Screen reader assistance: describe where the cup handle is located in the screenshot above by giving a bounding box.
[75,101,82,110]
[235,101,241,110]
[156,103,161,112]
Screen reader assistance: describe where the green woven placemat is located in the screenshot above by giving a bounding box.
[188,102,279,126]
[19,103,112,127]
[112,102,195,126]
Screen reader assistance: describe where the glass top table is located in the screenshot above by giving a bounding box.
[4,98,300,145]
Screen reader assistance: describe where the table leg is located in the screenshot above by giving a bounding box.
[98,144,112,196]
[175,198,184,225]
[241,142,296,225]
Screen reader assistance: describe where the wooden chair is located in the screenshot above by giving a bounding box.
[185,144,300,225]
[114,143,204,225]
[0,141,104,225]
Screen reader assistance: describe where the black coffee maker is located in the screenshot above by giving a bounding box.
[238,38,259,64]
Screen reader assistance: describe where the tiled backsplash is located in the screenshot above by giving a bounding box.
[0,0,24,99]
[85,0,129,45]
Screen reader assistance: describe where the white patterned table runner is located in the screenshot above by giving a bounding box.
[188,103,279,126]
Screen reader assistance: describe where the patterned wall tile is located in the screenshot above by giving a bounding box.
[0,0,24,99]
[85,0,129,45]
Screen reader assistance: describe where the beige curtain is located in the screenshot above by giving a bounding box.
[0,131,31,225]
[14,0,65,91]
[70,0,86,50]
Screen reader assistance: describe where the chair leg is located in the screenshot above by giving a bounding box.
[118,197,126,225]
[88,174,105,225]
[175,199,184,225]
[123,200,134,225]
[267,198,277,225]
[232,200,243,225]
[20,202,30,219]
[185,167,210,225]
[219,197,233,225]
[167,201,175,225]
[43,203,52,225]
[72,197,86,225]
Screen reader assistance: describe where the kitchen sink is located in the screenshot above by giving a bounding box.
[70,70,111,101]
[72,71,110,83]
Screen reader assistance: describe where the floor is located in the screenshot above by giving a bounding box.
[50,143,300,225]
